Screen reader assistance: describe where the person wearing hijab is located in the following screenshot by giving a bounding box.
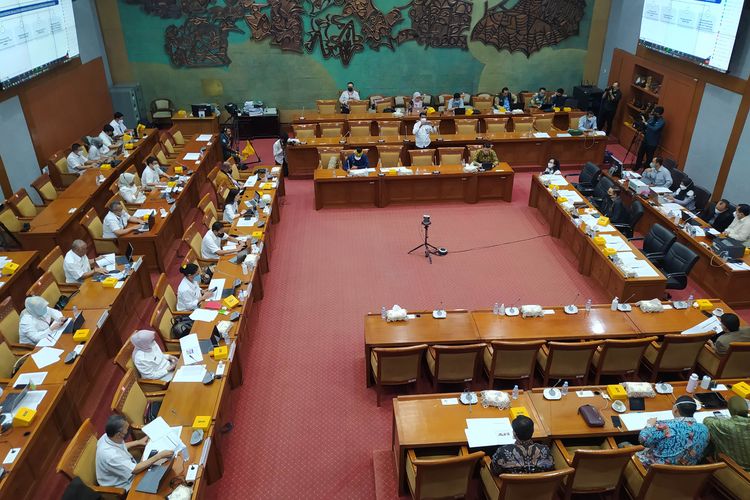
[118,173,146,204]
[703,396,750,470]
[19,296,65,345]
[176,263,214,311]
[223,189,240,223]
[410,92,425,113]
[667,176,696,211]
[130,330,177,381]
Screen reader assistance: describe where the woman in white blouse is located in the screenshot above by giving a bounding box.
[19,296,65,345]
[223,189,240,223]
[176,263,214,311]
[118,172,146,204]
[130,330,177,381]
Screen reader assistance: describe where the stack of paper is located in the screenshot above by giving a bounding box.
[543,174,568,185]
[31,347,64,369]
[189,309,219,323]
[196,134,212,142]
[12,390,47,417]
[179,334,204,365]
[96,253,117,271]
[236,217,258,227]
[621,411,673,431]
[557,190,583,203]
[0,257,10,268]
[602,235,630,251]
[651,187,671,195]
[14,372,47,388]
[133,209,157,218]
[142,417,187,458]
[624,260,660,278]
[682,316,723,335]
[464,418,515,448]
[244,175,258,188]
[183,152,201,161]
[172,365,208,383]
[533,132,550,138]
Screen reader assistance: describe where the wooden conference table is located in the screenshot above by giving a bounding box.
[0,251,39,309]
[313,163,514,209]
[529,175,667,301]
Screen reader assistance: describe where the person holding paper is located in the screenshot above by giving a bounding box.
[141,156,168,187]
[201,221,244,260]
[130,330,178,380]
[176,264,215,312]
[666,176,696,211]
[708,313,750,355]
[699,199,733,233]
[19,296,65,345]
[96,415,172,490]
[64,240,107,283]
[724,204,750,247]
[641,157,672,188]
[490,416,553,475]
[703,396,750,470]
[635,396,709,467]
[102,201,144,239]
[343,147,369,171]
[413,112,436,149]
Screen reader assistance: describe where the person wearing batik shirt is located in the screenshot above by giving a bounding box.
[490,416,553,474]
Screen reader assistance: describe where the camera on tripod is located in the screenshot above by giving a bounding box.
[422,215,431,227]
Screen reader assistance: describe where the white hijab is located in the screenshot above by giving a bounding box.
[23,296,49,318]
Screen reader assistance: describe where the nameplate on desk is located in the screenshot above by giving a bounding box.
[246,281,253,298]
[97,310,109,328]
[199,437,211,466]
[229,341,237,362]
[2,448,20,465]
[170,204,176,214]
[132,257,143,272]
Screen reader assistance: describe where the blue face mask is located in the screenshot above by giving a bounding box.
[193,274,201,284]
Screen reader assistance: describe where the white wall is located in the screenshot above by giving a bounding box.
[724,109,750,204]
[597,0,644,88]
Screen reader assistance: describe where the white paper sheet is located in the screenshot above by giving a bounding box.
[617,251,638,263]
[728,262,750,271]
[11,390,47,417]
[236,217,258,227]
[142,417,172,440]
[602,235,630,251]
[631,260,660,278]
[694,410,730,423]
[243,174,258,188]
[31,347,63,369]
[464,418,514,447]
[576,390,595,398]
[35,318,71,347]
[2,448,20,464]
[96,253,117,271]
[651,186,671,194]
[143,426,185,459]
[533,132,550,138]
[541,174,568,185]
[441,398,459,406]
[172,365,207,383]
[132,209,156,218]
[13,372,47,388]
[682,316,723,335]
[196,134,212,141]
[183,153,201,161]
[208,279,226,301]
[179,334,203,365]
[621,411,673,431]
[189,309,218,322]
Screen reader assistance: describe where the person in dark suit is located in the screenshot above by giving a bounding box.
[634,106,665,171]
[699,199,733,232]
[604,187,629,224]
[550,88,567,108]
[598,81,621,135]
[343,147,369,171]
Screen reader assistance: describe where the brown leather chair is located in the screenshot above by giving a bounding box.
[552,437,642,499]
[712,453,750,500]
[150,298,183,351]
[110,368,166,436]
[31,173,60,205]
[292,123,317,139]
[623,458,725,499]
[480,455,574,500]
[171,130,188,145]
[6,188,41,219]
[483,117,510,134]
[484,340,545,389]
[641,332,714,382]
[408,149,435,167]
[533,113,556,132]
[348,121,371,137]
[591,337,657,384]
[316,99,337,114]
[317,147,343,170]
[371,344,427,406]
[347,100,369,114]
[377,145,403,167]
[472,94,494,113]
[56,418,127,499]
[182,222,217,268]
[39,246,80,293]
[697,341,750,378]
[49,150,79,187]
[512,116,535,133]
[26,272,64,308]
[455,119,478,135]
[378,121,401,136]
[113,340,170,392]
[406,446,484,500]
[437,147,464,165]
[319,122,344,138]
[536,340,602,386]
[81,208,119,254]
[0,297,32,352]
[426,343,485,390]
[0,207,24,234]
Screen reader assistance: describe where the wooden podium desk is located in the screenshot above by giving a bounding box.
[171,116,219,136]
[529,175,666,301]
[0,251,39,308]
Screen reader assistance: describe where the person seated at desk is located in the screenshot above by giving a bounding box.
[550,88,567,108]
[530,87,548,108]
[490,416,553,475]
[219,162,242,190]
[141,156,168,188]
[543,158,561,175]
[604,187,629,224]
[118,172,146,205]
[19,296,65,346]
[410,92,425,114]
[343,147,369,171]
[635,395,708,467]
[641,157,672,188]
[64,239,107,283]
[96,415,172,491]
[724,203,750,247]
[495,87,517,110]
[665,176,696,211]
[472,142,499,167]
[223,189,240,223]
[176,263,215,312]
[110,112,129,137]
[577,109,597,131]
[413,112,436,149]
[87,137,111,163]
[339,82,360,113]
[447,92,464,111]
[99,124,119,149]
[102,201,144,239]
[708,313,750,356]
[66,142,95,175]
[704,396,750,470]
[201,221,244,260]
[130,329,178,381]
[699,199,733,233]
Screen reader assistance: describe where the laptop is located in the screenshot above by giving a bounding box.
[454,107,466,116]
[222,278,242,298]
[229,249,248,265]
[136,213,155,233]
[63,312,85,334]
[198,326,222,354]
[0,385,29,413]
[480,162,494,171]
[115,243,134,265]
[135,457,174,494]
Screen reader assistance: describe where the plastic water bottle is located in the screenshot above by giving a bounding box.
[585,299,592,313]
[241,262,249,276]
[700,375,711,390]
[611,296,619,311]
[493,302,500,315]
[561,381,569,396]
[381,306,387,319]
[498,303,505,316]
[686,373,699,393]
[512,385,519,400]
[222,329,231,347]
[688,293,694,306]
[72,305,78,317]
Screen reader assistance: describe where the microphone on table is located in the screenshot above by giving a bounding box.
[621,292,636,306]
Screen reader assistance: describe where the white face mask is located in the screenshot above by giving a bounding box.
[650,163,657,169]
[679,184,686,190]
[420,117,427,123]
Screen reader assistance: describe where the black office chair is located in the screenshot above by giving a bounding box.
[567,162,601,196]
[693,186,711,213]
[629,223,676,267]
[667,168,685,192]
[613,200,644,239]
[659,242,699,292]
[563,98,578,108]
[588,176,614,212]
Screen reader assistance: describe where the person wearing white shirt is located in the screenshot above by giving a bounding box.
[102,201,143,239]
[577,110,598,131]
[96,415,172,491]
[338,82,360,113]
[641,157,672,188]
[141,156,167,187]
[109,112,128,137]
[223,189,240,223]
[201,222,243,260]
[543,158,561,175]
[99,124,117,148]
[412,112,436,149]
[64,240,106,283]
[176,263,214,312]
[118,172,146,204]
[130,329,177,380]
[410,92,425,114]
[19,296,65,345]
[87,137,111,163]
[724,204,750,247]
[66,143,94,175]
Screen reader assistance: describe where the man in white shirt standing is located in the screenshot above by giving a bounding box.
[272,133,299,176]
[64,240,107,283]
[109,112,129,137]
[724,204,750,247]
[338,81,360,113]
[412,112,437,149]
[201,221,244,260]
[102,201,143,239]
[141,156,168,187]
[96,415,171,491]
[66,143,94,175]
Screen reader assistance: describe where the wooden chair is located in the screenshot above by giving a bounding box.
[182,222,217,268]
[111,368,166,436]
[426,343,485,390]
[375,98,394,113]
[472,94,494,113]
[483,340,545,389]
[316,99,337,114]
[56,418,127,499]
[26,272,64,309]
[623,459,725,500]
[151,144,170,166]
[150,298,184,351]
[348,121,371,137]
[317,147,343,170]
[591,337,657,384]
[31,174,60,205]
[712,453,750,500]
[437,148,464,165]
[641,332,714,382]
[39,247,80,293]
[198,193,223,224]
[180,248,203,272]
[319,122,344,138]
[552,437,642,499]
[520,92,535,110]
[81,208,119,254]
[533,113,556,132]
[376,145,402,167]
[394,95,412,109]
[0,298,32,352]
[371,344,427,406]
[512,116,535,133]
[347,100,368,113]
[378,121,401,136]
[408,149,435,167]
[536,340,602,386]
[6,188,41,219]
[479,456,575,500]
[113,340,170,392]
[455,119,478,135]
[0,207,24,234]
[162,130,185,151]
[292,123,317,139]
[483,117,509,134]
[406,446,484,500]
[49,150,79,187]
[160,136,179,157]
[154,273,192,316]
[697,341,750,378]
[171,130,188,145]
[466,144,483,163]
[436,94,452,112]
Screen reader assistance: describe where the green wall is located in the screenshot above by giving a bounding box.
[117,0,596,110]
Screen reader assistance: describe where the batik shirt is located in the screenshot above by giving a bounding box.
[637,417,709,467]
[490,440,554,475]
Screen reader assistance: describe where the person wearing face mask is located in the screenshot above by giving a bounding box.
[577,109,597,131]
[339,82,360,113]
[98,124,119,149]
[343,147,369,171]
[412,112,436,149]
[118,172,146,204]
[88,137,111,162]
[604,187,628,224]
[109,112,129,137]
[634,106,665,171]
[102,201,144,239]
[667,176,696,211]
[699,198,733,232]
[542,158,560,175]
[472,142,499,167]
[176,264,215,311]
[19,296,66,345]
[495,87,517,110]
[141,156,168,188]
[201,221,244,260]
[410,92,425,114]
[724,203,750,247]
[130,329,178,380]
[641,157,672,188]
[223,189,240,223]
[66,143,95,175]
[550,88,567,108]
[530,87,548,108]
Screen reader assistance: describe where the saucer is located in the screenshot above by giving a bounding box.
[504,307,520,317]
[543,388,562,400]
[459,392,478,405]
[564,305,579,315]
[432,310,447,319]
[612,400,626,413]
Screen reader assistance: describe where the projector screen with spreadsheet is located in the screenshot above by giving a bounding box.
[0,0,79,89]
[639,0,746,73]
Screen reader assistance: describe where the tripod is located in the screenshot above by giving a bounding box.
[408,223,441,264]
[624,126,643,169]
